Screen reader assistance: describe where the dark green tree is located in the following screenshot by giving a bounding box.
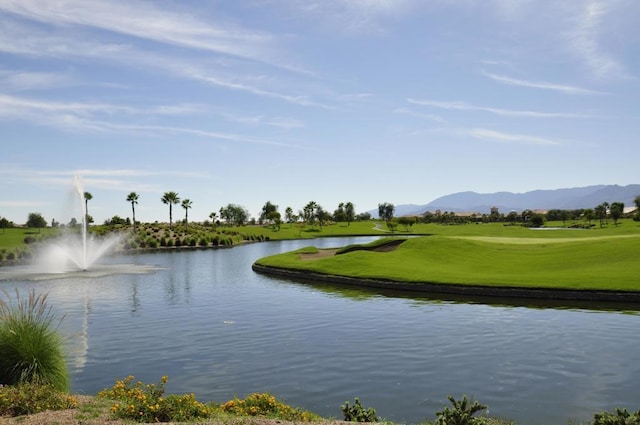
[530,213,545,228]
[634,196,640,221]
[126,192,139,231]
[0,217,11,234]
[219,204,249,226]
[344,202,355,226]
[284,207,295,224]
[181,199,193,227]
[83,192,92,226]
[333,203,346,223]
[161,191,180,227]
[595,203,608,227]
[302,201,318,227]
[610,202,624,226]
[26,212,47,231]
[260,201,278,224]
[378,202,394,222]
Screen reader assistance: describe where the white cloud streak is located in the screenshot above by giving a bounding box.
[0,0,278,64]
[469,128,560,146]
[0,20,334,110]
[393,107,444,122]
[0,94,304,148]
[482,73,607,96]
[565,0,629,80]
[408,98,593,118]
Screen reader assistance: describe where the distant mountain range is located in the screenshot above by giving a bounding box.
[370,184,640,217]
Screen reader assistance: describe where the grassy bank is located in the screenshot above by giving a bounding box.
[254,222,640,292]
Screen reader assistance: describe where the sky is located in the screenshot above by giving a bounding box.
[1,0,639,225]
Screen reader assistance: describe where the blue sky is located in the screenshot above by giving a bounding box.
[1,0,638,225]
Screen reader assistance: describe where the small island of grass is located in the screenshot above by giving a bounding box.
[253,229,640,302]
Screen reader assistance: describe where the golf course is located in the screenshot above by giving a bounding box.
[253,220,640,300]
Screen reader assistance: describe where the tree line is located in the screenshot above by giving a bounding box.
[4,194,640,231]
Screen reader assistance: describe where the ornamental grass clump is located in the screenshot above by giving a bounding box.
[0,289,69,391]
[98,375,211,423]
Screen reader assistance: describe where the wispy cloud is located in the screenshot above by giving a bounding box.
[0,94,205,117]
[0,167,208,193]
[393,107,444,122]
[0,0,279,65]
[482,72,606,95]
[0,21,334,110]
[271,0,415,34]
[184,68,336,109]
[408,98,593,118]
[564,0,629,80]
[0,69,72,91]
[469,128,560,146]
[0,94,304,147]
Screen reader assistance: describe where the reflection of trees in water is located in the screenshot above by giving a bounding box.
[130,280,140,313]
[163,252,192,305]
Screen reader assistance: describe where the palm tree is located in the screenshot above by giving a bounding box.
[345,201,355,226]
[181,199,192,227]
[161,192,180,227]
[83,192,92,226]
[126,192,139,231]
[209,211,217,228]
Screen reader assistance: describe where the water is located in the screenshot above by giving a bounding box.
[1,236,639,424]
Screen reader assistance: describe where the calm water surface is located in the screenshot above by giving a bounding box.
[1,237,639,425]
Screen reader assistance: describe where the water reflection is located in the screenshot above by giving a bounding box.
[0,238,638,425]
[272,276,640,314]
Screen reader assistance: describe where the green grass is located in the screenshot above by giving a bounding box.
[255,221,640,292]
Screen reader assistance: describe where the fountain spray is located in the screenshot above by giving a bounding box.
[74,175,88,271]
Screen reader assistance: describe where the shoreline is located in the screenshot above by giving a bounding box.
[251,263,640,303]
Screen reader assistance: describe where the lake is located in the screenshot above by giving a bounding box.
[1,236,639,424]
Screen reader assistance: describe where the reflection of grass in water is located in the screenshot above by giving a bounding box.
[257,234,640,291]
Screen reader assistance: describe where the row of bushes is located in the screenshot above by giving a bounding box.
[122,230,269,250]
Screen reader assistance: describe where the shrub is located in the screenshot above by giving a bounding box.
[0,289,69,391]
[221,392,318,421]
[341,397,379,422]
[593,408,640,425]
[98,375,211,423]
[6,252,15,260]
[0,382,78,416]
[199,237,209,246]
[167,238,174,247]
[147,238,158,249]
[189,237,197,247]
[434,395,487,425]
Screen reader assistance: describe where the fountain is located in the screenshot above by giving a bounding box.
[32,176,121,274]
[0,176,161,281]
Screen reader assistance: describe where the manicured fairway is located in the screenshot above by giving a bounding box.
[255,230,640,292]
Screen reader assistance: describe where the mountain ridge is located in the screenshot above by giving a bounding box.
[371,184,640,217]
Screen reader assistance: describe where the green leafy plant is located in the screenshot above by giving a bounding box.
[221,392,319,421]
[0,289,69,391]
[341,397,379,422]
[98,375,211,423]
[593,407,640,425]
[0,382,78,416]
[435,395,487,425]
